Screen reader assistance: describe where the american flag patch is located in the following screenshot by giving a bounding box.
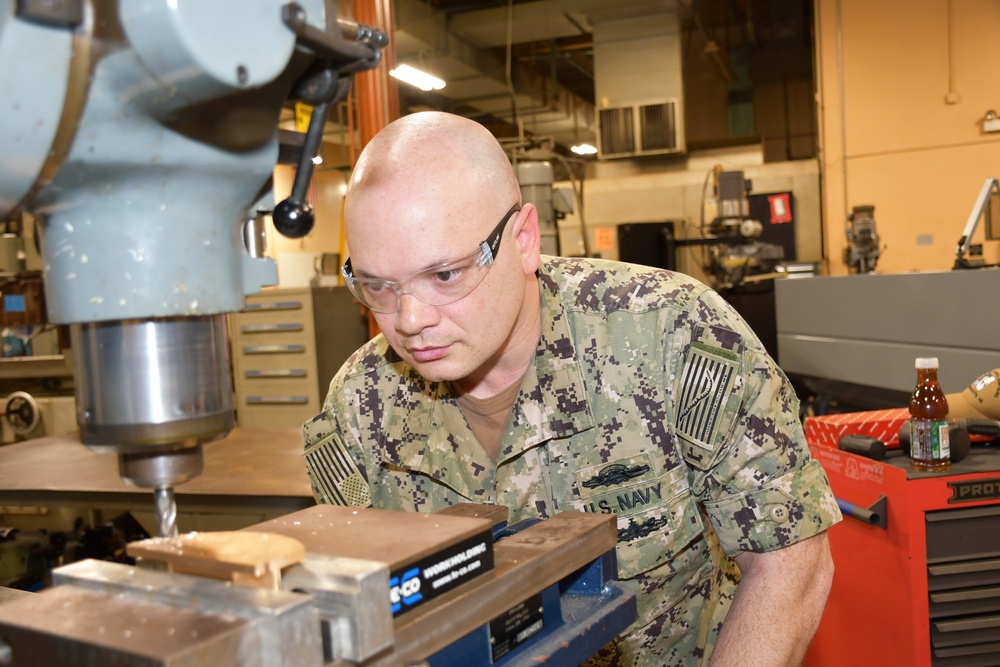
[304,434,372,508]
[676,344,738,447]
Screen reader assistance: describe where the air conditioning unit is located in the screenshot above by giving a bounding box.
[598,100,683,159]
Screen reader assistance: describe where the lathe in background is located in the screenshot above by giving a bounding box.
[616,169,809,360]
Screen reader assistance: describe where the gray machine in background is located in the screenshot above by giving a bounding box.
[704,170,785,289]
[0,0,386,536]
[954,176,1000,269]
[844,204,881,274]
[775,269,1000,408]
[778,176,1000,409]
[516,160,574,256]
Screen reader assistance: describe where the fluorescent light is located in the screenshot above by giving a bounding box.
[571,143,598,155]
[390,64,445,91]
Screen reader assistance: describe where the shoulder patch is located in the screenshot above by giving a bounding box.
[304,432,372,508]
[676,342,739,448]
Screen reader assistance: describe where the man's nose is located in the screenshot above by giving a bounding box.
[394,292,439,335]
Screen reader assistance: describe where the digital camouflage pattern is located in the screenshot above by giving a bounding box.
[303,256,841,666]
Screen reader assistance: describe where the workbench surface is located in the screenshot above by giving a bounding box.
[0,428,313,499]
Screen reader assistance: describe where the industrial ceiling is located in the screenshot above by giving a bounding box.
[300,0,814,164]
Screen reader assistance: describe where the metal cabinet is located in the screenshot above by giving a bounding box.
[230,286,368,429]
[805,445,1000,667]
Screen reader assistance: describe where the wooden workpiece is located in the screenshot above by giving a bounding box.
[246,505,494,575]
[127,531,306,589]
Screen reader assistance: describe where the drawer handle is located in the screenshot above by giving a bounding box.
[244,301,303,311]
[244,369,308,378]
[246,396,309,405]
[929,586,1000,604]
[243,344,305,354]
[836,495,887,530]
[240,323,304,333]
[933,615,1000,633]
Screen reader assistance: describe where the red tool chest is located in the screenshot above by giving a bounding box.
[805,444,1000,667]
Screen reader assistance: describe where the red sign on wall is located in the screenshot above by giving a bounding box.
[768,193,792,223]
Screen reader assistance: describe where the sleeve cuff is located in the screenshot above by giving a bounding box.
[702,459,843,557]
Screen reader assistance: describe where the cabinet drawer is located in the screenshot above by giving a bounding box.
[929,558,1000,592]
[238,377,316,398]
[242,368,309,380]
[927,506,1000,563]
[932,615,1000,648]
[237,354,316,373]
[929,586,1000,618]
[237,402,319,430]
[244,298,308,313]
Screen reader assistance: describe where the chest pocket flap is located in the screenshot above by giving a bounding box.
[675,324,746,471]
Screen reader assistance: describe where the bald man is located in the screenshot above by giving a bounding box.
[303,112,841,666]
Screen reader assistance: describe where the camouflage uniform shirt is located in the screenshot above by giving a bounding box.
[303,256,841,665]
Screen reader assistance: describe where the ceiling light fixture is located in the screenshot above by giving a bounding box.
[571,144,598,155]
[389,64,445,91]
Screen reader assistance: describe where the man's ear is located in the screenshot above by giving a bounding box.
[513,203,542,275]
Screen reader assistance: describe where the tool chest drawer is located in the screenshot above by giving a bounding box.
[926,506,1000,666]
[230,286,367,429]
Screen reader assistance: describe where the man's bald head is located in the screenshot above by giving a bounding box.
[340,112,542,392]
[346,112,520,216]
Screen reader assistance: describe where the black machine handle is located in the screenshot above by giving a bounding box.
[272,4,387,239]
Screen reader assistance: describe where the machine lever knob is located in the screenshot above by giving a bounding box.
[273,57,353,239]
[272,96,333,239]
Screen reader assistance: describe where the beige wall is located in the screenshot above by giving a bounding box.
[815,0,1000,274]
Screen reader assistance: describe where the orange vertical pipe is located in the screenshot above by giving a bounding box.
[348,0,400,338]
[353,0,400,151]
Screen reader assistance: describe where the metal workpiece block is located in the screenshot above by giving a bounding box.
[53,559,323,667]
[282,554,393,662]
[0,584,255,666]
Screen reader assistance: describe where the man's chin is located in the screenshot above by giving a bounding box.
[400,351,464,383]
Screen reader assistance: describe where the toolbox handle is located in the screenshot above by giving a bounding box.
[836,495,888,530]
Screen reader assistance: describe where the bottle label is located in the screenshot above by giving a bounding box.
[910,419,951,461]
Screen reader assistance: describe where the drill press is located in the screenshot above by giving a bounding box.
[0,0,385,536]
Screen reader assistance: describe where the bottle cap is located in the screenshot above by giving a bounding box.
[915,357,939,369]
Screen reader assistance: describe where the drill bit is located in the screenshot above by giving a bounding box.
[154,486,179,538]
